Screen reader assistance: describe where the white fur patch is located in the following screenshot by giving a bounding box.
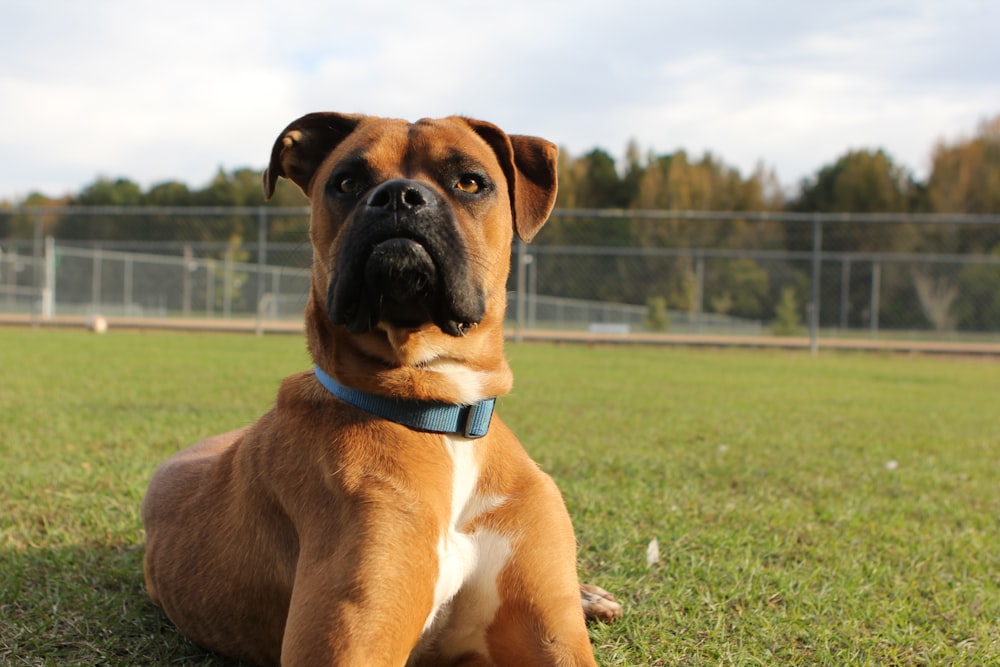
[422,359,490,405]
[419,436,510,656]
[431,528,510,657]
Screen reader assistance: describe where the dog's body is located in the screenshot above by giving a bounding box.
[142,113,618,666]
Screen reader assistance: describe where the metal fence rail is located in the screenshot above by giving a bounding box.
[2,206,999,349]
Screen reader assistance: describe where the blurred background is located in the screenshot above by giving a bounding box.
[2,0,997,347]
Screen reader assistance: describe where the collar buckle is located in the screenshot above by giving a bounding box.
[461,398,496,439]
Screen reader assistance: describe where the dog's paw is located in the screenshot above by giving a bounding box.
[580,583,623,623]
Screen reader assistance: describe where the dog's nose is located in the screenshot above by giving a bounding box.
[366,179,429,211]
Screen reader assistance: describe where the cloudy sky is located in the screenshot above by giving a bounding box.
[1,0,997,202]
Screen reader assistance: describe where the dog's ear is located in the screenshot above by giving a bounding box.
[263,112,364,200]
[464,119,558,242]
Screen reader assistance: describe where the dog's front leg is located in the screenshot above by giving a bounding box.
[278,530,440,666]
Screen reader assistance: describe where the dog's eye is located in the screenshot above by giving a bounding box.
[338,176,363,194]
[455,175,483,194]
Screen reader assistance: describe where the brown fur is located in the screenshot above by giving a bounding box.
[142,113,618,666]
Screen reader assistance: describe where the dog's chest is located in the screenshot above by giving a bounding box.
[417,435,510,656]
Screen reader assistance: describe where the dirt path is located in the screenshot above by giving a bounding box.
[3,314,998,357]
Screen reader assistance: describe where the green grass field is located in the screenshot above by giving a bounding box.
[2,328,998,665]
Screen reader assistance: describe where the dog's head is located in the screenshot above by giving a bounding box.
[264,112,557,401]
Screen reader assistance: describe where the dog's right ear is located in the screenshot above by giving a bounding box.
[263,112,364,200]
[462,118,558,243]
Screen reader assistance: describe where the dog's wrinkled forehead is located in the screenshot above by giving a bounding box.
[322,118,503,188]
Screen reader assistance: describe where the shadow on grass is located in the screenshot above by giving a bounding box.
[0,542,248,665]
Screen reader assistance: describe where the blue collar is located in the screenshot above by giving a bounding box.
[313,366,496,439]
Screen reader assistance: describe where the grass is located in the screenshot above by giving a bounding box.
[2,328,998,666]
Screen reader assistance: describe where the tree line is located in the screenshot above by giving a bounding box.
[3,114,997,233]
[1,115,997,333]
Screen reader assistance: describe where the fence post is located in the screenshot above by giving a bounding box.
[3,249,14,312]
[223,247,233,318]
[839,256,851,330]
[206,259,216,318]
[42,235,55,319]
[91,247,102,314]
[527,252,537,328]
[31,210,43,326]
[515,239,527,343]
[694,253,705,332]
[809,214,822,355]
[271,267,281,314]
[870,260,881,338]
[124,254,134,317]
[182,244,192,317]
[256,207,268,335]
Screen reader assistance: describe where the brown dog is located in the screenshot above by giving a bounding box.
[141,112,620,666]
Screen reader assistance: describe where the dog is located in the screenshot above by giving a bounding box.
[141,112,621,666]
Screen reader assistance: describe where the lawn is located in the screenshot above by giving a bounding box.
[1,328,998,665]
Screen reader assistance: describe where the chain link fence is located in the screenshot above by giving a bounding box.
[2,207,999,348]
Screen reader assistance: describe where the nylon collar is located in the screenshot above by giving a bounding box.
[313,365,495,439]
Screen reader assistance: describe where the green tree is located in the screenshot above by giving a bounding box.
[644,296,670,331]
[192,168,255,241]
[708,258,770,319]
[146,181,193,206]
[555,144,643,211]
[56,177,145,239]
[953,258,1000,331]
[575,149,630,209]
[2,192,66,239]
[789,149,922,330]
[75,177,144,206]
[621,139,645,207]
[792,148,916,217]
[262,174,310,244]
[196,168,243,207]
[772,287,804,336]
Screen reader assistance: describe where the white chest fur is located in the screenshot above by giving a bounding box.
[417,435,510,657]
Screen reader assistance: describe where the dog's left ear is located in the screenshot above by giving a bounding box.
[263,112,364,200]
[464,119,558,242]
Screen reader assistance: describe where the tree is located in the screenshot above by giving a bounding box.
[953,258,1000,332]
[927,115,1000,216]
[635,151,696,210]
[56,177,145,239]
[146,181,193,206]
[2,192,66,239]
[622,139,645,207]
[644,296,670,331]
[196,167,243,207]
[553,147,581,209]
[789,148,923,329]
[708,258,770,319]
[262,175,310,244]
[75,177,144,206]
[576,148,630,209]
[907,128,1000,333]
[792,148,917,219]
[772,287,804,336]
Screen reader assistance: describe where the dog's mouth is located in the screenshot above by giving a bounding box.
[328,234,485,337]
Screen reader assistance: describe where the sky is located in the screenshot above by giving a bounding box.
[1,0,997,203]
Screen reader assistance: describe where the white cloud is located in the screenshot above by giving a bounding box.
[1,0,997,201]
